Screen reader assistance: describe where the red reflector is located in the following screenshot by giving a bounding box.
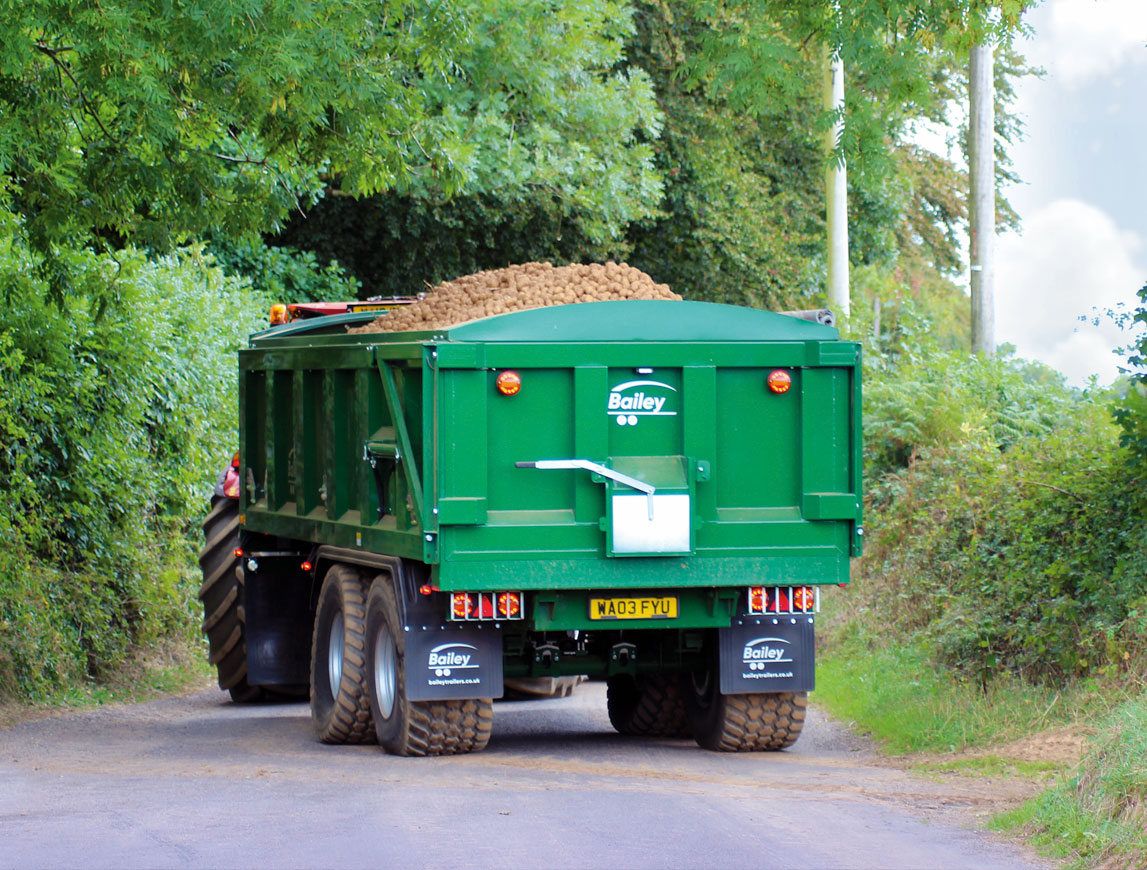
[496,370,522,396]
[233,548,244,558]
[418,584,433,596]
[231,451,241,469]
[767,370,792,394]
[301,561,313,572]
[773,589,791,612]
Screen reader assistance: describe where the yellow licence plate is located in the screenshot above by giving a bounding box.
[588,596,678,621]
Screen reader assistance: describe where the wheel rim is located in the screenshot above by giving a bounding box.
[374,621,397,719]
[327,611,345,696]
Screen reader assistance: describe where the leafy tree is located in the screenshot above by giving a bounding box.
[0,0,661,300]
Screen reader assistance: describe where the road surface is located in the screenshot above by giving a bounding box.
[1,682,1050,869]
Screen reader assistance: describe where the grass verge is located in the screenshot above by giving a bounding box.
[814,622,1147,868]
[813,623,1108,754]
[0,637,213,729]
[992,695,1147,870]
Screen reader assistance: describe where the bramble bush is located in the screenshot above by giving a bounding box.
[849,304,1147,685]
[0,220,266,700]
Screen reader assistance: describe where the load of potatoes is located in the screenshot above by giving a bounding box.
[352,261,680,334]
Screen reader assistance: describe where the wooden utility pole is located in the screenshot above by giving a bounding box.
[969,42,995,355]
[824,42,850,321]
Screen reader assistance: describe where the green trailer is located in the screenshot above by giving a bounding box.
[198,299,861,755]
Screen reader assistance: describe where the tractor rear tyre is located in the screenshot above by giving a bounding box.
[365,576,493,756]
[607,674,692,738]
[198,496,264,703]
[310,565,375,744]
[684,667,806,752]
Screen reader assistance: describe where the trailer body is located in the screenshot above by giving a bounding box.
[222,300,861,752]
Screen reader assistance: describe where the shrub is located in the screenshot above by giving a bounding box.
[0,224,265,699]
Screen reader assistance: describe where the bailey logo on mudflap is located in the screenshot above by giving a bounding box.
[741,637,794,672]
[427,642,479,678]
[607,380,677,426]
[718,619,814,694]
[403,627,504,702]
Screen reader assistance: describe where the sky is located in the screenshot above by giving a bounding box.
[992,0,1147,385]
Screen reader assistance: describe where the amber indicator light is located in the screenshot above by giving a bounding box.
[767,370,792,394]
[496,370,522,396]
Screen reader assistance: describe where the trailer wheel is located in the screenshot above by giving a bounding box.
[310,565,375,744]
[365,576,493,757]
[684,668,806,751]
[607,674,692,738]
[198,496,265,703]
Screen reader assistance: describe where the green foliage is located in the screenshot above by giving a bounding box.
[995,693,1147,868]
[206,237,359,303]
[859,385,1147,684]
[0,219,262,699]
[1,0,662,301]
[275,193,625,300]
[1114,281,1147,466]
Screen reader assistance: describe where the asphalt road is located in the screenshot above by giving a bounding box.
[1,683,1051,869]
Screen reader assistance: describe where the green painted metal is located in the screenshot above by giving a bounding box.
[237,300,861,599]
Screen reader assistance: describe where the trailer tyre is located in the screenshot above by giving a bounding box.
[310,565,375,744]
[607,674,692,738]
[684,668,806,751]
[365,576,493,757]
[198,496,265,703]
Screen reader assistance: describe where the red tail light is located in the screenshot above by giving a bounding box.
[497,592,522,619]
[450,591,524,621]
[792,586,815,611]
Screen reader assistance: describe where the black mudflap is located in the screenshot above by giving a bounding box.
[718,616,815,695]
[403,625,505,702]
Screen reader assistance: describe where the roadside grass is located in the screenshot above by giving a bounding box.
[812,622,1109,754]
[992,693,1147,870]
[814,620,1147,869]
[0,637,213,729]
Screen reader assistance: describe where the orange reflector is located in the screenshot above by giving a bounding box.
[767,370,792,394]
[418,584,434,596]
[234,548,244,558]
[269,303,287,325]
[231,452,241,468]
[497,592,522,619]
[793,586,815,611]
[495,370,522,396]
[301,560,313,572]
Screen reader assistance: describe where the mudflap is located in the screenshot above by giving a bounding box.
[718,615,815,695]
[245,558,312,687]
[403,624,505,702]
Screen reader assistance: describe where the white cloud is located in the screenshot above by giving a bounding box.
[1030,0,1147,89]
[996,198,1144,385]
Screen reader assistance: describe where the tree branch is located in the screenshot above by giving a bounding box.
[1016,480,1084,502]
[34,41,115,142]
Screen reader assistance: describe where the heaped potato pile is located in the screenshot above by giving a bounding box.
[352,261,680,334]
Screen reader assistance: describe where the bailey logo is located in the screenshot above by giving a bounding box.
[741,637,794,671]
[427,642,479,678]
[607,380,677,426]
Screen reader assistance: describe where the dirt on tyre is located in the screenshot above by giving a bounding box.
[310,565,375,744]
[198,496,265,703]
[684,667,806,751]
[365,575,493,756]
[607,674,691,738]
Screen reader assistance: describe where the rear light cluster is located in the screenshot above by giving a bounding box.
[747,585,819,615]
[450,591,525,622]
